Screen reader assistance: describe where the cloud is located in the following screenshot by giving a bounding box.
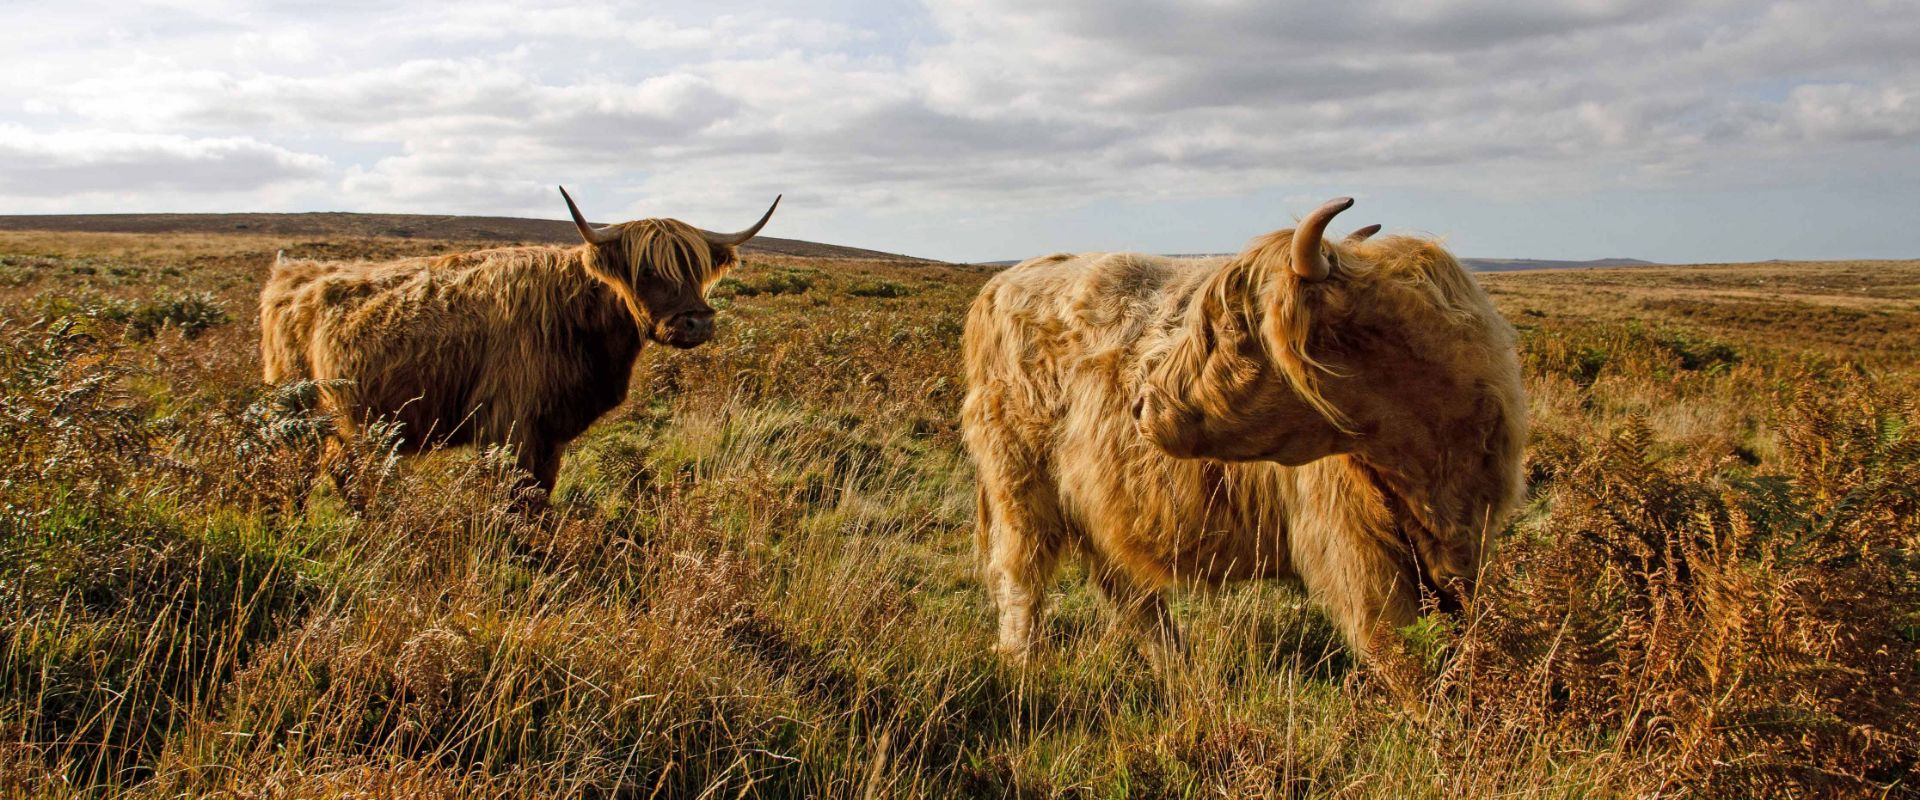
[911,0,1920,179]
[1779,83,1919,142]
[0,125,330,194]
[0,0,1916,259]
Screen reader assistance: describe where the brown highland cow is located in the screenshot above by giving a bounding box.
[260,188,778,499]
[961,198,1526,662]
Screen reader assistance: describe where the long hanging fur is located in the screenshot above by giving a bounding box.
[259,220,732,497]
[961,229,1528,661]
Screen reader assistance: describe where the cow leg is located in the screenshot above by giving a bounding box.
[1291,531,1422,660]
[976,482,1065,665]
[1086,553,1183,666]
[530,443,563,497]
[320,437,366,514]
[513,438,563,509]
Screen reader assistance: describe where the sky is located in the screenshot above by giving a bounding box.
[1,0,1916,263]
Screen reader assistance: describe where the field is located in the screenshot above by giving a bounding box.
[1,230,1916,798]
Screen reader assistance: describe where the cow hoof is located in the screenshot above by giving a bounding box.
[1138,640,1189,676]
[994,642,1041,669]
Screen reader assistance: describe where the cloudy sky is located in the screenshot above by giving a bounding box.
[2,0,1916,262]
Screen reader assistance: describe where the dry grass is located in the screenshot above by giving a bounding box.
[0,233,1915,798]
[1482,260,1920,361]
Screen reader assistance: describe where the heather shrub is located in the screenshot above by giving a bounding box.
[1444,374,1919,795]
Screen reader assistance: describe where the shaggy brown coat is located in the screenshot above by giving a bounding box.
[961,203,1526,661]
[260,195,772,497]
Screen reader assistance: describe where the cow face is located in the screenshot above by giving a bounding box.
[631,245,725,349]
[1133,207,1517,472]
[1132,282,1355,466]
[575,222,729,351]
[560,188,780,351]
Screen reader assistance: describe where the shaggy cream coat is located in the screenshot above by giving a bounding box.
[961,227,1526,661]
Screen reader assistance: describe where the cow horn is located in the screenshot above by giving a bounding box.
[699,195,781,248]
[1291,197,1354,282]
[1345,224,1381,243]
[559,186,621,246]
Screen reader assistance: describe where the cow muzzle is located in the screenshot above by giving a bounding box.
[656,310,716,349]
[1133,390,1205,459]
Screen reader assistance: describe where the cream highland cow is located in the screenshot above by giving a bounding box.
[961,198,1526,662]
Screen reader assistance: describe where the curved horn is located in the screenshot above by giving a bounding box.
[699,195,781,248]
[1291,196,1354,282]
[559,186,621,246]
[1345,224,1381,243]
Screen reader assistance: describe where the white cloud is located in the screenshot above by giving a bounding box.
[1780,83,1919,141]
[0,124,330,193]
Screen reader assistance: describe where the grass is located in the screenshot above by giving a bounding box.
[0,231,1915,797]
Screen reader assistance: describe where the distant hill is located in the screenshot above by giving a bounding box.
[980,254,1657,271]
[1461,257,1658,272]
[0,211,935,262]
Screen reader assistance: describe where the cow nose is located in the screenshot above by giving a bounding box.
[672,311,714,340]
